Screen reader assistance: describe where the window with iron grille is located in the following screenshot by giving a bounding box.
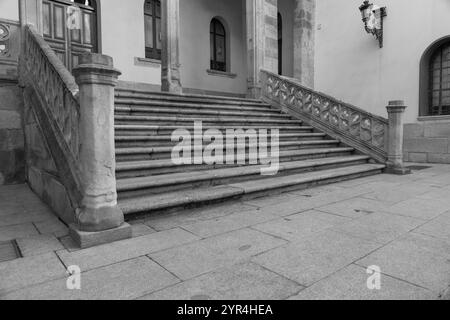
[210,18,226,72]
[429,42,450,116]
[144,0,161,60]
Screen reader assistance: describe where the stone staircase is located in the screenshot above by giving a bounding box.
[114,89,385,219]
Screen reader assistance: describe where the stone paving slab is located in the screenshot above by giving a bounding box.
[362,183,442,205]
[356,233,450,294]
[330,212,425,245]
[1,257,179,300]
[0,252,67,295]
[131,223,156,238]
[144,202,256,231]
[0,211,55,228]
[140,262,303,300]
[0,223,39,242]
[384,197,450,221]
[33,217,69,238]
[252,210,351,242]
[150,228,287,281]
[16,234,64,257]
[252,231,382,287]
[181,209,278,238]
[58,228,200,272]
[317,197,391,219]
[414,212,450,240]
[289,264,436,300]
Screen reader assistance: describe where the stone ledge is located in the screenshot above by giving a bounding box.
[418,115,450,122]
[69,223,132,249]
[134,57,161,68]
[206,69,237,79]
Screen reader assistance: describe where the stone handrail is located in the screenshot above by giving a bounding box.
[21,24,83,205]
[261,70,388,162]
[23,25,80,157]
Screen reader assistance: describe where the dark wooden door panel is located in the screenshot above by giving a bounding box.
[42,0,98,71]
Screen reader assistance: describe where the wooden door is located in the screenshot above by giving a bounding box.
[42,0,98,71]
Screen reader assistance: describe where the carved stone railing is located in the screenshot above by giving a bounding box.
[23,25,81,158]
[261,70,389,162]
[21,25,129,248]
[21,24,83,207]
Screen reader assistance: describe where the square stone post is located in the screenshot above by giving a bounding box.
[386,100,411,175]
[161,0,182,93]
[246,0,278,98]
[71,54,131,248]
[294,0,316,88]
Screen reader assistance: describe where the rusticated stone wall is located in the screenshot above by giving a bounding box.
[0,19,25,185]
[404,119,450,164]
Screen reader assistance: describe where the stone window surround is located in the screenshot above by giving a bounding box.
[134,57,161,68]
[206,69,237,79]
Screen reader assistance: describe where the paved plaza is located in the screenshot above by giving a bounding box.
[0,164,449,300]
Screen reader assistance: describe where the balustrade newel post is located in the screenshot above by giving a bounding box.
[71,53,131,248]
[386,100,411,175]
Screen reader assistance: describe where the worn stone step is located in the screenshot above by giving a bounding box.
[114,133,327,148]
[115,89,267,107]
[116,145,354,162]
[115,147,357,178]
[117,156,372,199]
[114,115,303,126]
[119,163,385,217]
[115,105,286,119]
[114,124,315,136]
[115,140,341,161]
[115,100,276,113]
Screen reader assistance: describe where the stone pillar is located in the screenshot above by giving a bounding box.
[161,0,182,93]
[246,0,278,98]
[71,54,131,248]
[386,100,411,175]
[294,0,315,88]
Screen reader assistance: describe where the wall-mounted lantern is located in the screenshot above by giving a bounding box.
[359,1,387,48]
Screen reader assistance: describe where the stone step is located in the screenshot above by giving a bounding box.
[115,124,315,136]
[114,115,303,126]
[115,140,341,161]
[119,163,385,217]
[115,100,275,113]
[115,105,286,119]
[114,133,327,148]
[115,89,267,107]
[117,156,372,199]
[116,145,354,163]
[116,147,357,178]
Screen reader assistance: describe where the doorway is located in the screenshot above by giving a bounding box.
[42,0,99,71]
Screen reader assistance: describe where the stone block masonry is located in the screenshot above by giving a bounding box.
[0,83,25,185]
[403,118,450,164]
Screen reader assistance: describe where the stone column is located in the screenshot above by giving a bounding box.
[71,54,131,248]
[386,100,411,175]
[246,0,278,98]
[161,0,182,93]
[293,0,315,88]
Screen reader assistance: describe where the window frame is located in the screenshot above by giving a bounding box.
[428,43,450,116]
[210,18,227,72]
[144,0,161,61]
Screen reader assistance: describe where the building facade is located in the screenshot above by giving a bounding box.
[0,0,449,246]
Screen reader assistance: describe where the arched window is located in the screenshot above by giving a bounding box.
[278,12,283,75]
[210,18,226,72]
[428,42,450,116]
[144,0,161,60]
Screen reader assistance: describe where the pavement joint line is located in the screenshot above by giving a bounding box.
[145,255,183,282]
[252,260,307,289]
[177,225,207,240]
[352,261,438,295]
[248,225,293,243]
